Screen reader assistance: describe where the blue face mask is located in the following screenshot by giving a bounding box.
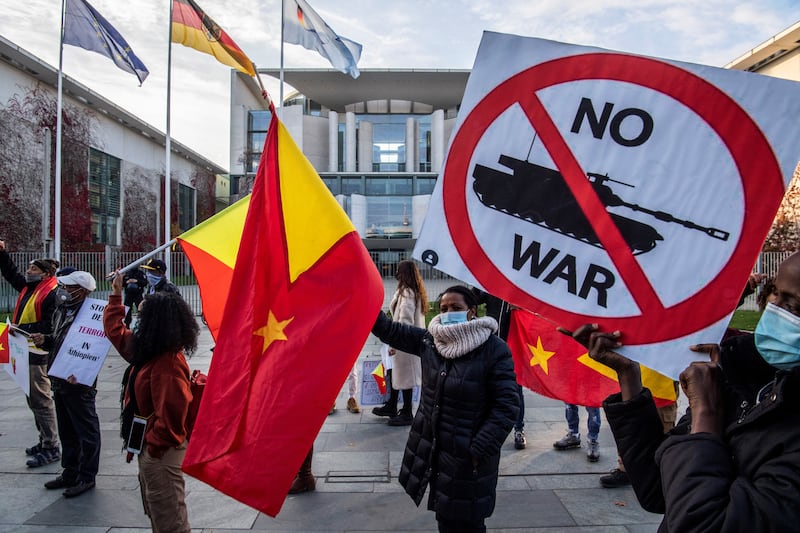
[755,302,800,369]
[145,272,163,287]
[440,311,469,325]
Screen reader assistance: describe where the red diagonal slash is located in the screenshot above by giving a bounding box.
[518,91,665,316]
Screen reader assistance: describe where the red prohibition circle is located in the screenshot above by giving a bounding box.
[443,53,784,344]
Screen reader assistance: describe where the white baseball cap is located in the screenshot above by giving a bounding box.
[57,271,97,292]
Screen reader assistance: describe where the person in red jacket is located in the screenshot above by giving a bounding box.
[103,271,198,533]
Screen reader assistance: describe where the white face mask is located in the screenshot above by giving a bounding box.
[25,273,43,283]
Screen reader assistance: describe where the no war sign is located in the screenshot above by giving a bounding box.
[414,32,800,378]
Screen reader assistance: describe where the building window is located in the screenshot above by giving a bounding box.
[247,111,271,173]
[419,117,432,172]
[178,183,196,232]
[89,148,121,245]
[338,123,346,172]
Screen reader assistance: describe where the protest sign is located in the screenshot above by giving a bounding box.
[3,327,30,396]
[48,298,112,386]
[414,32,800,378]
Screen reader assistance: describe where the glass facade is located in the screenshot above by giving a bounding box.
[247,111,270,174]
[178,183,196,232]
[88,148,121,245]
[351,113,432,173]
[243,102,438,274]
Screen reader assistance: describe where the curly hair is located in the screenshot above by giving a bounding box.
[396,260,427,308]
[131,291,199,366]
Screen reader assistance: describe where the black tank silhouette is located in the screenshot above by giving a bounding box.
[472,155,729,255]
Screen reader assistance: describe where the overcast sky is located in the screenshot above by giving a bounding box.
[0,0,797,169]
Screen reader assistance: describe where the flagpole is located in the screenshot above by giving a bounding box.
[279,0,285,115]
[164,0,174,274]
[54,0,67,261]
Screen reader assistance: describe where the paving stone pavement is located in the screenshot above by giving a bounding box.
[0,282,668,532]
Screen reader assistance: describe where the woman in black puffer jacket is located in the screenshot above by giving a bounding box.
[372,285,519,533]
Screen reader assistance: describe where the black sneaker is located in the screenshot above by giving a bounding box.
[514,430,526,450]
[553,432,581,450]
[25,442,42,456]
[372,404,397,417]
[600,468,630,488]
[387,411,413,426]
[27,447,60,468]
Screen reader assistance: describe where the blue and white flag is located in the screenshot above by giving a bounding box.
[63,0,149,84]
[283,0,361,79]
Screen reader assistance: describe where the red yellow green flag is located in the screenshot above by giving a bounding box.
[507,310,677,408]
[172,0,256,76]
[181,105,384,517]
[371,362,387,395]
[177,196,249,339]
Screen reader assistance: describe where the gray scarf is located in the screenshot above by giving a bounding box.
[428,315,498,359]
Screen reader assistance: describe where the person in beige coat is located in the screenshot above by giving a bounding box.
[373,260,427,426]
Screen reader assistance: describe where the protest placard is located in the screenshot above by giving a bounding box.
[3,327,30,396]
[414,32,800,378]
[48,298,112,386]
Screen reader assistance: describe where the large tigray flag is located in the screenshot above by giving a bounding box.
[413,31,800,378]
[63,0,149,84]
[182,106,383,516]
[283,0,362,78]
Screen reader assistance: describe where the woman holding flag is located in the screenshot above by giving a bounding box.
[103,271,198,533]
[372,285,519,533]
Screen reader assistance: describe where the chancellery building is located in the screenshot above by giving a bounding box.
[228,69,468,274]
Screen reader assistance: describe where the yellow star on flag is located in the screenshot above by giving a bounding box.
[253,311,294,355]
[527,337,556,374]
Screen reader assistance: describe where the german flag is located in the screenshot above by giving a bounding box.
[171,0,256,76]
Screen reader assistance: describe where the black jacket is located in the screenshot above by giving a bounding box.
[604,334,800,532]
[372,312,519,522]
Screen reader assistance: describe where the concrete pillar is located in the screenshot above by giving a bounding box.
[431,109,445,172]
[358,121,373,173]
[405,117,416,173]
[328,111,339,172]
[346,112,357,172]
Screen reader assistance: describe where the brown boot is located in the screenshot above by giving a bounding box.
[288,447,316,494]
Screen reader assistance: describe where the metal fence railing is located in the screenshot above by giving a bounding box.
[1,252,453,316]
[1,251,787,316]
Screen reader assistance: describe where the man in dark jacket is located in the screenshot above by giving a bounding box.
[576,251,800,532]
[141,258,178,295]
[122,266,146,327]
[0,240,60,467]
[31,271,101,499]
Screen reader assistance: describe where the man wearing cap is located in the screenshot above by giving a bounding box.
[141,258,178,295]
[0,240,61,467]
[30,271,101,498]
